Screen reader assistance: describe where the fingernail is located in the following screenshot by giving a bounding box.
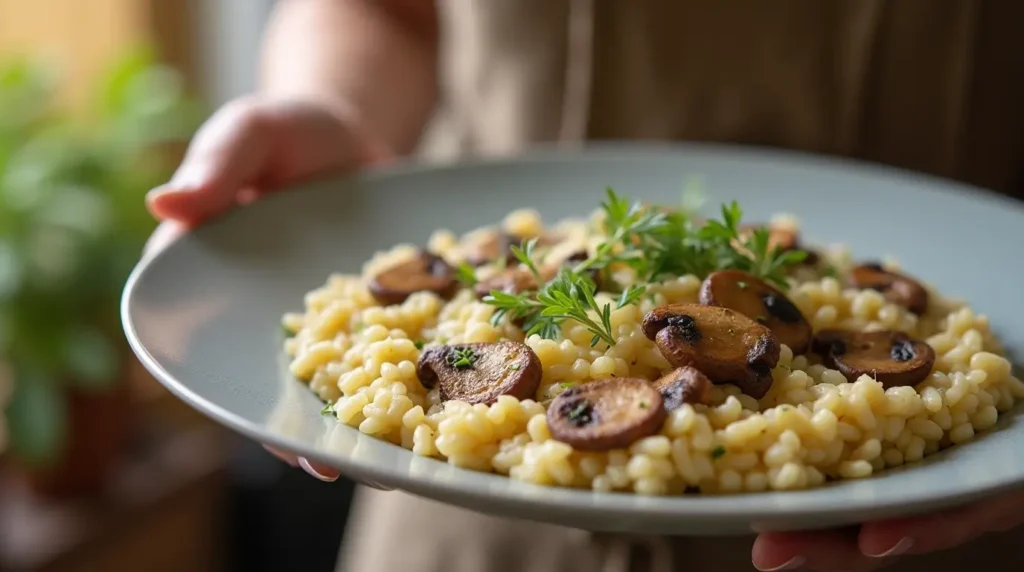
[755,556,805,571]
[146,184,194,205]
[865,537,914,558]
[298,457,338,482]
[170,162,214,190]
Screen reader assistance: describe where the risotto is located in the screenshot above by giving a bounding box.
[282,191,1024,495]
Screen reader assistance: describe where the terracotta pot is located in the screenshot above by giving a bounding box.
[22,379,134,499]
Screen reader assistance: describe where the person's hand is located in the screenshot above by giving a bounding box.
[144,94,392,483]
[752,490,1024,571]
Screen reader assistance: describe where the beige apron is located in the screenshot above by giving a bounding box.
[341,1,1024,570]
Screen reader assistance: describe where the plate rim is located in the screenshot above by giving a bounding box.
[121,141,1024,529]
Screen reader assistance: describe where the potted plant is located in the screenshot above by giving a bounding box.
[0,47,201,497]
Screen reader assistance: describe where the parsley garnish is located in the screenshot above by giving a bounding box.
[414,339,426,350]
[281,324,296,337]
[455,262,478,287]
[480,187,806,347]
[449,347,477,369]
[711,445,726,459]
[568,402,594,424]
[639,400,649,409]
[508,363,521,371]
[321,402,334,416]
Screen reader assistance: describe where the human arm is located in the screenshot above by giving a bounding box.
[144,0,440,481]
[146,0,439,224]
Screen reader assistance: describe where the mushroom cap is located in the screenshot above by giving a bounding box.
[369,251,459,305]
[642,303,780,399]
[416,341,542,405]
[812,329,936,388]
[652,366,712,410]
[849,264,929,315]
[465,231,520,267]
[546,378,667,451]
[700,270,812,354]
[473,266,541,298]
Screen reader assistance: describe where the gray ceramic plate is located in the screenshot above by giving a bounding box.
[122,143,1024,535]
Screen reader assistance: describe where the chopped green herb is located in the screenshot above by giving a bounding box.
[821,265,838,278]
[281,323,296,337]
[481,188,807,347]
[711,445,726,459]
[449,347,477,369]
[414,339,426,350]
[321,402,335,416]
[455,262,478,287]
[508,363,521,371]
[737,281,748,290]
[568,401,594,424]
[558,381,576,390]
[638,400,649,409]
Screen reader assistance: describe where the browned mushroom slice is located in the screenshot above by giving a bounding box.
[465,232,520,267]
[474,250,599,300]
[561,250,604,288]
[699,270,812,354]
[473,266,541,298]
[642,304,780,398]
[369,251,458,305]
[811,329,935,388]
[652,366,712,411]
[546,378,666,451]
[849,263,929,315]
[416,341,542,405]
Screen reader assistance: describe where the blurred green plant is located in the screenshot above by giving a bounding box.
[0,47,202,466]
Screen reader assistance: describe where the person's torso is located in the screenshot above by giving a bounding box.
[423,0,1024,196]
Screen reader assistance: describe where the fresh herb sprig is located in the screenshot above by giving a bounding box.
[449,347,477,369]
[455,262,478,287]
[482,187,807,346]
[485,236,644,346]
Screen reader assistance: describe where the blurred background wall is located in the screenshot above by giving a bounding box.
[0,2,357,571]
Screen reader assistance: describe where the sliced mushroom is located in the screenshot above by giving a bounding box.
[474,250,599,299]
[641,304,780,398]
[369,251,459,305]
[416,341,542,405]
[653,366,712,410]
[561,250,604,289]
[699,270,812,354]
[465,231,520,267]
[849,263,929,315]
[546,378,666,451]
[811,329,935,388]
[473,266,541,298]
